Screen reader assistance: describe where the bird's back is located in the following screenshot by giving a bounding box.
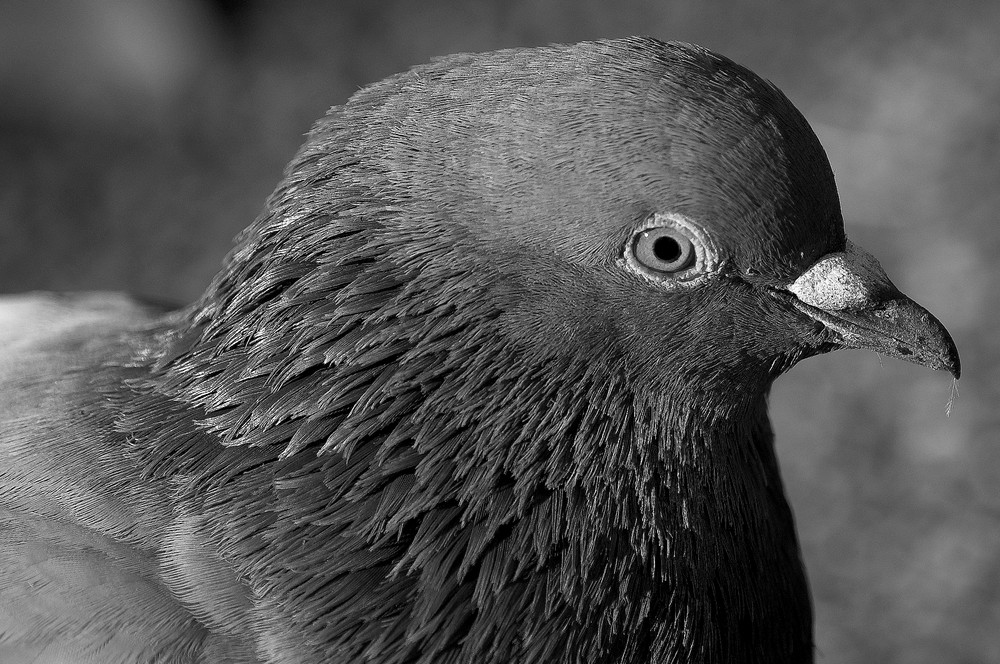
[0,293,243,664]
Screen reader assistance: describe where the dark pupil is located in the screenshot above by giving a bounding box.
[652,236,682,263]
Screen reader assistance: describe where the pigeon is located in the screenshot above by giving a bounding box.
[0,37,960,664]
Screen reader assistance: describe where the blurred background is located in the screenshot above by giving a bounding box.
[0,0,996,661]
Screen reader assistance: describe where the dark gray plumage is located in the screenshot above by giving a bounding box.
[0,38,958,664]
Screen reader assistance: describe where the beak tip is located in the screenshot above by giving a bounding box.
[943,343,961,380]
[909,305,961,380]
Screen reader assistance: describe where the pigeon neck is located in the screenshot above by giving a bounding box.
[468,389,817,663]
[147,265,813,662]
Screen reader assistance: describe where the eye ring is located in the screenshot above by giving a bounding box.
[623,212,721,289]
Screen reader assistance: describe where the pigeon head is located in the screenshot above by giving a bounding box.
[190,38,956,416]
[143,37,960,663]
[332,39,850,403]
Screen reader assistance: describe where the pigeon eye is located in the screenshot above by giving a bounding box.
[623,212,721,289]
[633,228,695,273]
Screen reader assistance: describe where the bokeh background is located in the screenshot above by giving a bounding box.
[1,1,997,661]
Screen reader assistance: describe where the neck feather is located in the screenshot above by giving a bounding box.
[130,293,812,662]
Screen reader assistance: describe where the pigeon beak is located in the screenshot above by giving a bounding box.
[783,240,961,379]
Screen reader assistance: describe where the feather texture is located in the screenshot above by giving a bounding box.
[0,38,958,663]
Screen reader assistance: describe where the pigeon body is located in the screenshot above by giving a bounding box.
[0,38,959,664]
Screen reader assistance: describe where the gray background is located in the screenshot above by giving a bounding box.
[1,1,996,661]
